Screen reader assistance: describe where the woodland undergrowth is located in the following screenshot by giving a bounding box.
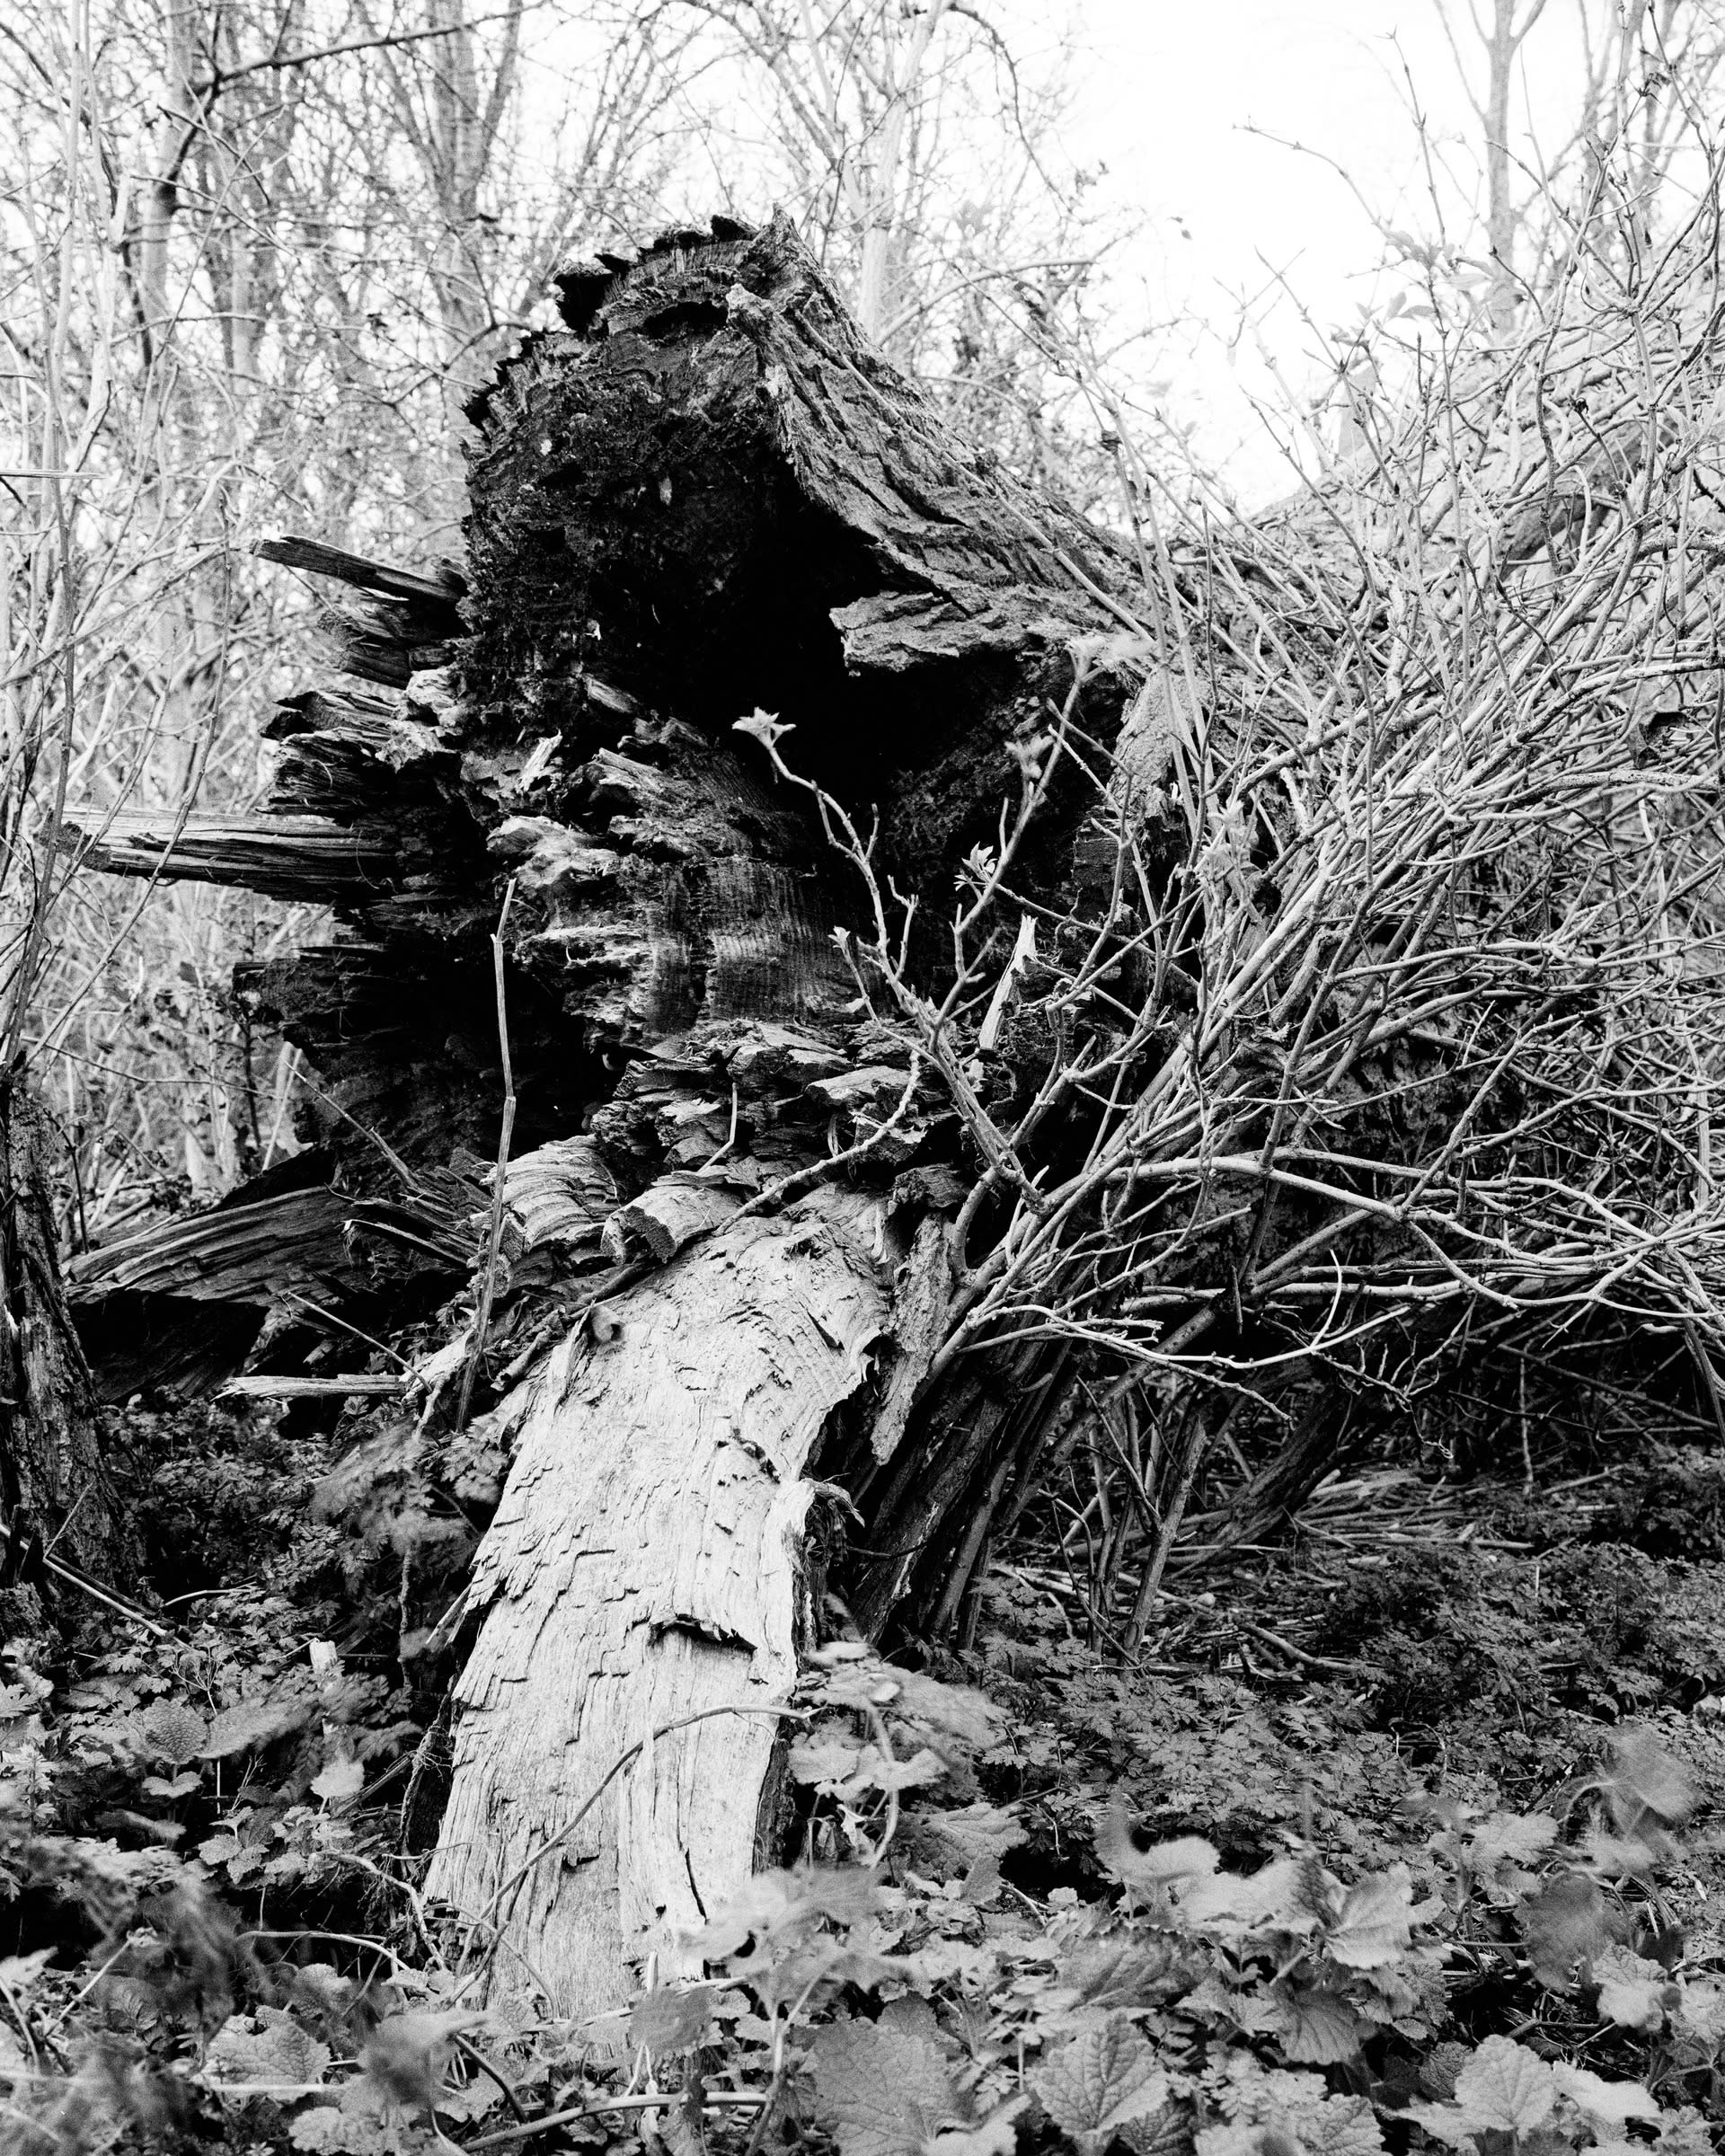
[5,1404,1725,2156]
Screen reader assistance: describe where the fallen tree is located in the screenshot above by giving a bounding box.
[60,200,1725,2019]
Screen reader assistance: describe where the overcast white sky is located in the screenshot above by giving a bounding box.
[520,1,1617,496]
[1067,0,1594,490]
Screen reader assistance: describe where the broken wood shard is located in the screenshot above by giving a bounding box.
[65,810,398,900]
[253,533,467,612]
[69,1184,373,1305]
[220,1374,408,1401]
[606,1171,743,1264]
[494,1137,618,1255]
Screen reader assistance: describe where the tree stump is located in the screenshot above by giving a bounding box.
[66,213,1144,2013]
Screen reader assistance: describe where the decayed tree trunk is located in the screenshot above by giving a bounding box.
[65,214,1142,2014]
[434,1196,888,2005]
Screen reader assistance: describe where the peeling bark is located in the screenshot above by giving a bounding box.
[426,1190,889,2013]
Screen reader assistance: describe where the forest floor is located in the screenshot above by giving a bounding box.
[975,1452,1725,1897]
[6,1405,1725,2152]
[978,1452,1725,1877]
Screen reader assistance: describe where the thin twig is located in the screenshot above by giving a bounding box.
[456,878,518,1433]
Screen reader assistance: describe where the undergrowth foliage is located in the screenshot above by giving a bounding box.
[2,1577,1725,2156]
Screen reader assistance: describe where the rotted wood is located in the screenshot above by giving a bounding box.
[424,1188,889,2016]
[72,215,1158,2013]
[63,809,399,900]
[68,1162,478,1401]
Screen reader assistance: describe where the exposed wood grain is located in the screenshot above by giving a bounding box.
[425,1190,889,2015]
[68,1185,369,1304]
[69,1180,475,1309]
[497,1138,617,1254]
[220,1374,408,1400]
[867,1214,951,1466]
[253,533,466,610]
[63,810,398,900]
[607,1172,741,1263]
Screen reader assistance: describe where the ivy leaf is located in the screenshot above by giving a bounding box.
[1450,2036,1556,2131]
[628,1987,714,2055]
[311,1757,366,1807]
[1325,1871,1413,1968]
[137,1700,211,1767]
[808,2020,957,2156]
[1594,1945,1671,2030]
[1551,2061,1659,2124]
[1032,2021,1169,2152]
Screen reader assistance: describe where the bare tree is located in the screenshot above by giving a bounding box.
[1432,0,1725,331]
[0,0,699,1247]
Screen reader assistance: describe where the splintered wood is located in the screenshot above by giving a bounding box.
[426,1193,889,2015]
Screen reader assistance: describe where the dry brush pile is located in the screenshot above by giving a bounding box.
[809,181,1725,1637]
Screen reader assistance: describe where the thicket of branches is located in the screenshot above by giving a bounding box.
[725,113,1725,1644]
